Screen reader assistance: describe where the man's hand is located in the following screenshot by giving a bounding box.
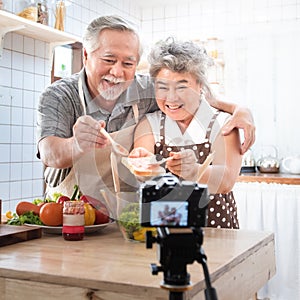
[73,115,108,154]
[222,106,255,154]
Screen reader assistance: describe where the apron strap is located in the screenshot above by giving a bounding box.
[78,77,87,115]
[132,103,139,124]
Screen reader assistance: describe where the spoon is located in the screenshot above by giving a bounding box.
[147,154,173,166]
[100,128,129,156]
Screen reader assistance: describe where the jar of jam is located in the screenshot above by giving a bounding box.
[62,201,85,241]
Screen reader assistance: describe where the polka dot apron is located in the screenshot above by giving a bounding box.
[154,112,239,229]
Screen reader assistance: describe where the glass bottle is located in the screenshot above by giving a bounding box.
[36,0,48,25]
[54,0,66,31]
[62,201,85,241]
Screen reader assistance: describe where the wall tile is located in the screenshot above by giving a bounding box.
[24,36,35,55]
[10,144,22,163]
[0,125,10,143]
[11,70,23,89]
[23,90,35,108]
[23,72,34,91]
[22,126,34,144]
[0,163,10,181]
[11,126,22,143]
[0,144,10,163]
[0,49,12,68]
[10,163,22,181]
[11,107,23,125]
[0,105,10,124]
[12,34,23,53]
[24,54,35,73]
[0,67,12,86]
[10,88,23,107]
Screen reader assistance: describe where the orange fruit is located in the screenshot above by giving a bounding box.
[39,202,63,226]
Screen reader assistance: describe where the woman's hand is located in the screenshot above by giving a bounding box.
[128,147,154,158]
[166,149,200,181]
[222,106,255,154]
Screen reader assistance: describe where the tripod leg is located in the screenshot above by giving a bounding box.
[169,291,185,300]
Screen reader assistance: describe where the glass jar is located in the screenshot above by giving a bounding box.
[54,0,66,31]
[36,0,48,25]
[62,201,85,241]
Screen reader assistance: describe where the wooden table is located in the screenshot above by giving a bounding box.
[0,224,275,300]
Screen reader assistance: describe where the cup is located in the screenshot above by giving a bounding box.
[116,192,154,242]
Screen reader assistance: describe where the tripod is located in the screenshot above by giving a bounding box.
[146,227,218,300]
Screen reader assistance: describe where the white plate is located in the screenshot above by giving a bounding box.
[25,221,115,235]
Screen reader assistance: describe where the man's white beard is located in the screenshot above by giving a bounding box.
[98,83,126,101]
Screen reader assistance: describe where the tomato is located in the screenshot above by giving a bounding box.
[57,195,70,204]
[39,202,63,226]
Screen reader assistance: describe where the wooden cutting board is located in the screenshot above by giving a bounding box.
[0,224,42,247]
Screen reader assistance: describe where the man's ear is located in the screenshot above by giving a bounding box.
[82,48,88,64]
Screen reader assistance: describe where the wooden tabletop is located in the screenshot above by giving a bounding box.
[0,224,275,300]
[238,172,300,185]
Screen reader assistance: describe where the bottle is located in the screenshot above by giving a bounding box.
[62,201,85,241]
[54,0,66,31]
[36,0,48,25]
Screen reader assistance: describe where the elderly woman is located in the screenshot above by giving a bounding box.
[130,38,242,229]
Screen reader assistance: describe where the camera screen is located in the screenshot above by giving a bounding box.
[150,201,188,227]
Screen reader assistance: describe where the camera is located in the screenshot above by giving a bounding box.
[140,173,209,228]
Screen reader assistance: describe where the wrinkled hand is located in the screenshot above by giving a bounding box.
[222,106,256,154]
[72,115,107,153]
[167,149,199,181]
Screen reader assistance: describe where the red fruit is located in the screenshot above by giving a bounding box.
[39,202,63,226]
[57,195,70,204]
[80,195,105,210]
[94,207,109,224]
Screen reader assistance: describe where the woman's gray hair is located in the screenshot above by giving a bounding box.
[83,15,142,61]
[148,37,214,98]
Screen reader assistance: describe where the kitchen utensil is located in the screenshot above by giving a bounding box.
[111,152,121,193]
[147,154,173,166]
[100,127,129,156]
[281,155,300,174]
[256,145,280,173]
[197,151,215,179]
[0,225,42,247]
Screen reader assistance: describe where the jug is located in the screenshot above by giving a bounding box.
[256,145,280,173]
[281,156,300,174]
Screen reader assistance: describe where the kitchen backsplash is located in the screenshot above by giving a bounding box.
[1,0,300,211]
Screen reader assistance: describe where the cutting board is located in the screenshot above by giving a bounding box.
[0,224,42,247]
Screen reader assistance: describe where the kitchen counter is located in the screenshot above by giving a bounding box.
[238,172,300,185]
[0,223,275,300]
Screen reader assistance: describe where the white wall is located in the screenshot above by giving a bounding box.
[139,0,300,161]
[0,0,141,212]
[1,0,300,211]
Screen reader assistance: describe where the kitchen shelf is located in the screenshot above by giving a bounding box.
[0,9,80,61]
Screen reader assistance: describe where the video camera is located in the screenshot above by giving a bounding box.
[140,173,209,228]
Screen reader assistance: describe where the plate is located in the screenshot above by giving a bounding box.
[25,221,115,235]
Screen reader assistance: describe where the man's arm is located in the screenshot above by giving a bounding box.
[38,116,108,169]
[207,97,255,154]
